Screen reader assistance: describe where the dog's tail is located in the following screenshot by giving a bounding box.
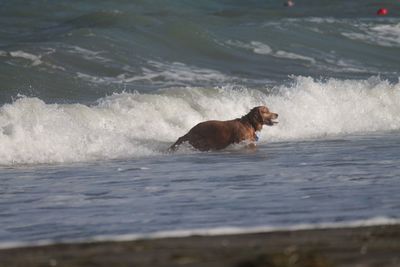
[167,135,189,152]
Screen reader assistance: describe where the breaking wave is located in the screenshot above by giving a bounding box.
[1,76,399,165]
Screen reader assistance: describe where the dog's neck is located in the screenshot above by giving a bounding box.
[240,114,261,132]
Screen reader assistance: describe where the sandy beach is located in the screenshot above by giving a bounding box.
[1,224,399,267]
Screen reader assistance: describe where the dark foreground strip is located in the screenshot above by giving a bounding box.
[1,224,400,267]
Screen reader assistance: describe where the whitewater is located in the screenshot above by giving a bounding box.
[1,77,399,165]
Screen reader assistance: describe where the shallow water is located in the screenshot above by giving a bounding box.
[1,132,399,243]
[1,0,400,245]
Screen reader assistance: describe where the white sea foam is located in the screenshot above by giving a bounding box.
[62,45,231,86]
[275,50,316,64]
[323,57,368,73]
[0,76,399,165]
[0,216,398,250]
[127,61,230,84]
[8,51,43,66]
[266,76,400,141]
[342,22,400,47]
[77,60,230,86]
[264,17,400,48]
[0,49,66,70]
[249,41,273,55]
[67,45,111,63]
[85,216,400,243]
[227,40,316,64]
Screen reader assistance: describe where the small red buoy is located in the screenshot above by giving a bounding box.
[377,8,388,15]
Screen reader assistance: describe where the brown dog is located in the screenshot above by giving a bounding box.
[169,106,278,151]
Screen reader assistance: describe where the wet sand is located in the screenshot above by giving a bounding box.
[1,224,399,267]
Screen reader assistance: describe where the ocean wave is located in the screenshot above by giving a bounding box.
[0,49,65,71]
[77,61,231,86]
[2,12,399,105]
[342,21,400,47]
[227,40,316,64]
[266,76,400,140]
[0,76,399,165]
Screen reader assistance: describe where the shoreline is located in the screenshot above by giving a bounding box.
[1,224,399,267]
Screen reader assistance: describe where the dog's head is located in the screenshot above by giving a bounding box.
[247,106,278,130]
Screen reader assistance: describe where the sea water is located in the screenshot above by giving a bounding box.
[1,0,400,245]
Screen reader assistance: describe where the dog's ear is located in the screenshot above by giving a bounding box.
[257,107,265,123]
[246,107,263,131]
[252,106,263,123]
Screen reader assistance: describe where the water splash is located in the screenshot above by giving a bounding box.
[1,76,399,165]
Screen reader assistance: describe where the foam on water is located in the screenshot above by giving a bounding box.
[1,76,399,165]
[1,216,399,250]
[77,60,231,86]
[0,50,43,66]
[342,21,400,47]
[0,49,65,71]
[267,76,400,140]
[227,40,316,64]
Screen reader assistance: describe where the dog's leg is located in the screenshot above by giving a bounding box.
[167,135,188,152]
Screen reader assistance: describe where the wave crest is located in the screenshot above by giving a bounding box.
[1,76,399,165]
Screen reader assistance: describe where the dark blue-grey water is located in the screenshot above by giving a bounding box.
[1,132,400,244]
